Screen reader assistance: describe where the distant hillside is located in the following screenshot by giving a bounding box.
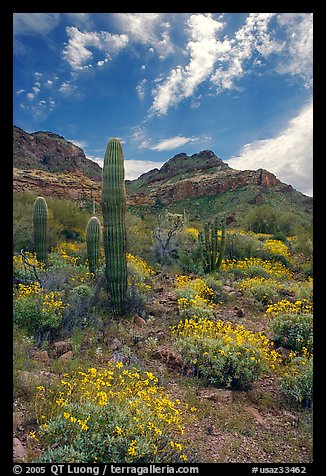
[13,126,313,226]
[13,125,102,181]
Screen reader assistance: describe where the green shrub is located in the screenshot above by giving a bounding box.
[172,317,281,390]
[244,205,297,236]
[268,313,313,353]
[13,282,67,342]
[279,355,313,408]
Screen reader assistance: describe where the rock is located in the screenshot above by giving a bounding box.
[13,437,27,462]
[199,388,233,404]
[18,370,58,388]
[246,406,265,425]
[275,347,291,360]
[33,350,50,366]
[58,351,73,362]
[134,315,147,327]
[53,340,72,356]
[13,412,25,432]
[222,285,235,293]
[235,308,244,317]
[110,338,122,351]
[153,345,183,370]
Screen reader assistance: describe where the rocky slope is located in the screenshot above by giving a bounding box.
[13,126,313,222]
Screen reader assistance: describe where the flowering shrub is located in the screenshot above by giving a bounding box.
[175,275,216,319]
[265,299,313,317]
[13,252,46,282]
[13,282,67,337]
[238,277,285,305]
[279,353,313,407]
[268,313,313,353]
[221,257,294,280]
[34,363,194,463]
[126,252,154,292]
[261,239,292,262]
[183,227,199,240]
[172,317,281,390]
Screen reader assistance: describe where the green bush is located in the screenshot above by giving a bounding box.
[224,232,262,260]
[279,356,313,407]
[13,282,67,342]
[244,205,297,236]
[268,313,313,352]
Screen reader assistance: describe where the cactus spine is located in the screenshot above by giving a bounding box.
[101,138,127,315]
[202,217,226,273]
[33,196,48,263]
[86,216,101,274]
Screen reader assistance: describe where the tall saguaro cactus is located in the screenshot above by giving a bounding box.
[101,138,127,315]
[33,196,48,263]
[86,216,101,274]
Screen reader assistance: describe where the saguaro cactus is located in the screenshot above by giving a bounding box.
[33,196,48,263]
[101,138,127,315]
[86,216,101,274]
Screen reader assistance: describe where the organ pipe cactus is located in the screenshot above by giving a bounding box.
[203,217,226,273]
[86,216,101,274]
[101,138,127,315]
[33,196,48,263]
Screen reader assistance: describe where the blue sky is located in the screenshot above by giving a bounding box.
[13,13,313,196]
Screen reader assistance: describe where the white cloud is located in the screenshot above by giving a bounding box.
[140,135,200,151]
[136,79,147,100]
[112,13,174,58]
[150,13,286,115]
[67,139,88,149]
[275,13,313,88]
[227,99,313,196]
[124,159,165,180]
[87,155,164,180]
[16,89,25,95]
[26,92,34,100]
[62,26,128,70]
[151,13,228,115]
[13,13,60,36]
[58,81,76,95]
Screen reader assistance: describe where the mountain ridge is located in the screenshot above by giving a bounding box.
[13,125,312,225]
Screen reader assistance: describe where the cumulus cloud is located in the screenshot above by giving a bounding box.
[151,13,228,115]
[87,155,163,180]
[124,159,165,180]
[275,13,313,88]
[62,26,128,70]
[150,13,311,116]
[112,13,174,58]
[139,135,200,151]
[227,99,313,196]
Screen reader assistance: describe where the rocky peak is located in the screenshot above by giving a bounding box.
[13,125,102,182]
[151,149,229,183]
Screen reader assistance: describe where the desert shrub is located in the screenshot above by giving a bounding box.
[175,275,216,319]
[238,277,285,306]
[268,313,313,353]
[244,205,297,236]
[265,299,313,318]
[46,197,90,242]
[224,232,262,260]
[221,257,294,280]
[33,364,194,463]
[256,239,293,267]
[172,317,281,390]
[279,354,313,408]
[60,283,102,337]
[13,282,67,343]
